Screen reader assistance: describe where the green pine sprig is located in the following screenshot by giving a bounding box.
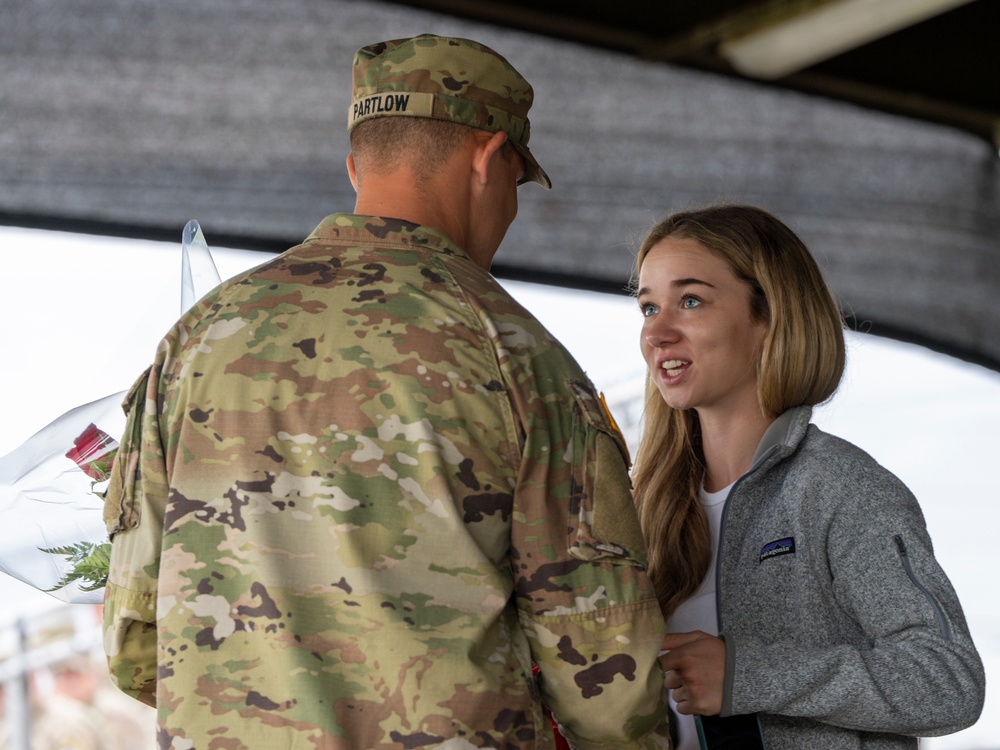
[39,541,112,593]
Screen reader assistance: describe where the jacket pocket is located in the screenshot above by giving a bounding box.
[565,379,646,566]
[104,368,151,538]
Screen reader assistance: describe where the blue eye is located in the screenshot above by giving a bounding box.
[682,296,701,309]
[640,302,658,318]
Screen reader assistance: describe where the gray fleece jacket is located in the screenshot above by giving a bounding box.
[716,406,985,749]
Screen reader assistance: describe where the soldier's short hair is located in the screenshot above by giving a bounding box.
[350,116,472,183]
[350,116,519,185]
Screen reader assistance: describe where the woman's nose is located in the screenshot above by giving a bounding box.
[643,312,680,348]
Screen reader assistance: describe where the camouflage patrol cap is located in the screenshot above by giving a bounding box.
[349,34,551,189]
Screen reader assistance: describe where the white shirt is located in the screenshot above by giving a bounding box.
[666,481,732,750]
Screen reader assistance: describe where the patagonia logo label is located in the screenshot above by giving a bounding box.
[760,537,796,563]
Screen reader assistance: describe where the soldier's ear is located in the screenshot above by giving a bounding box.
[470,131,508,186]
[346,152,359,192]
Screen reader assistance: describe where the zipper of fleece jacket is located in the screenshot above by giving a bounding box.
[708,445,780,728]
[894,534,953,640]
[713,444,779,634]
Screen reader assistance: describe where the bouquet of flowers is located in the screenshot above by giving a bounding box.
[40,421,120,593]
[0,394,124,602]
[0,220,221,603]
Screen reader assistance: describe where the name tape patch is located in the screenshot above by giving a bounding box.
[760,536,796,564]
[350,91,435,125]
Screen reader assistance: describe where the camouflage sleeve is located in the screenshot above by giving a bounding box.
[513,377,670,749]
[102,367,164,707]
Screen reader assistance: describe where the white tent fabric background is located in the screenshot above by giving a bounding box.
[2,226,998,747]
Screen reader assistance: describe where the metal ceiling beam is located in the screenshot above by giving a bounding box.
[637,0,998,147]
[640,0,836,62]
[719,0,976,78]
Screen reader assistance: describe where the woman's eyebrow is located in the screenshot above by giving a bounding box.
[672,277,715,289]
[636,278,715,297]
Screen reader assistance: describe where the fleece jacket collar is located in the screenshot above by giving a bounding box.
[749,405,813,471]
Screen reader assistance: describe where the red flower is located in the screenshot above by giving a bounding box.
[65,423,119,481]
[532,665,572,750]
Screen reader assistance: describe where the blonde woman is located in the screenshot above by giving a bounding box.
[633,204,984,749]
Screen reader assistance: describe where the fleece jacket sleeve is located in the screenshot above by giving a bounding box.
[723,454,984,737]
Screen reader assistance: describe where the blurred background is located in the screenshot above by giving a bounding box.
[2,0,998,747]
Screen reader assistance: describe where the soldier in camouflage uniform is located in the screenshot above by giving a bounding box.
[103,34,670,749]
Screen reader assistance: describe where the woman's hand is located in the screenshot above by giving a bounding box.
[659,631,726,716]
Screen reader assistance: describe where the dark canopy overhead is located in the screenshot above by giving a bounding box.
[388,0,1000,147]
[3,0,999,369]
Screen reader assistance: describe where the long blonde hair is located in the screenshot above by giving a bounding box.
[632,204,846,616]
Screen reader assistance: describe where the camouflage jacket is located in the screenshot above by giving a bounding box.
[103,214,670,749]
